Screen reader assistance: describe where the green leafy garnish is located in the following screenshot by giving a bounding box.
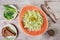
[4,11,14,20]
[4,5,16,20]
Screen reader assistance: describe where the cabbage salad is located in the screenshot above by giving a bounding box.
[23,10,43,31]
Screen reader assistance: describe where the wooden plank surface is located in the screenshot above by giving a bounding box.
[0,0,60,40]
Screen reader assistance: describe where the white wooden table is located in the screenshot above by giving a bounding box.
[0,0,60,40]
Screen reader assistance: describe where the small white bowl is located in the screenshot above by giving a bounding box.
[3,5,18,21]
[2,24,18,40]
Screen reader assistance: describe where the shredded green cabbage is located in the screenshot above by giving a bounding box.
[23,10,43,31]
